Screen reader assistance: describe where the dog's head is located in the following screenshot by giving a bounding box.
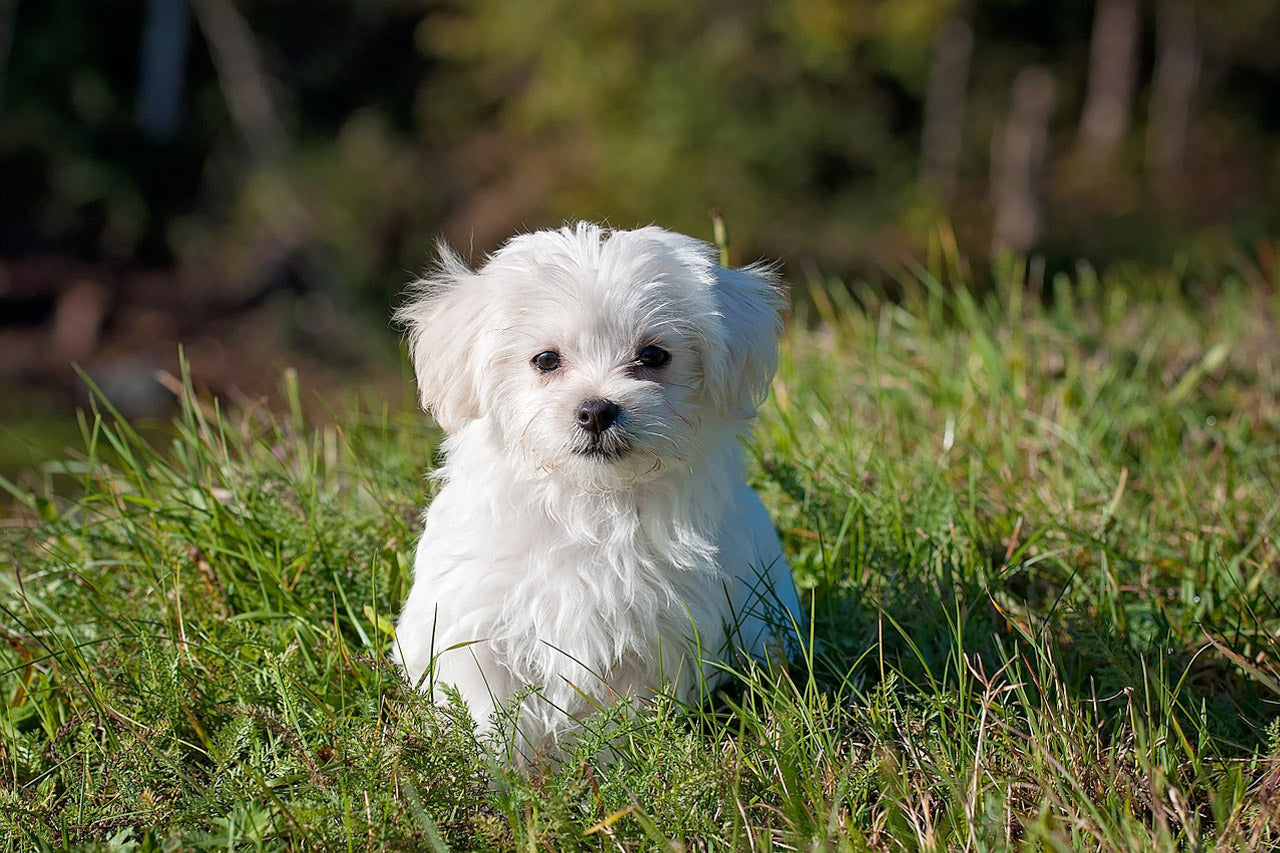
[396,223,785,484]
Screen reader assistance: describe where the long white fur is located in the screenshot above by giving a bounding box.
[392,223,801,757]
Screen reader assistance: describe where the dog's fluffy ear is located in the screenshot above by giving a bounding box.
[634,226,786,420]
[395,243,487,432]
[705,262,786,420]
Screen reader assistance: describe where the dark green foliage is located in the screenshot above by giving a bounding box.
[5,1,1280,291]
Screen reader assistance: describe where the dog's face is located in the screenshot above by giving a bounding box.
[397,224,784,486]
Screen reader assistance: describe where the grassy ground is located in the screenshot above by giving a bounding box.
[3,251,1280,850]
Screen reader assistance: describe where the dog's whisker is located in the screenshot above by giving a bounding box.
[518,409,543,444]
[661,398,695,430]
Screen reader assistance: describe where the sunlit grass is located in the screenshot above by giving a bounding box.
[3,253,1279,850]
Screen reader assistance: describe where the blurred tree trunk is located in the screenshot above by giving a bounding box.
[1147,0,1199,190]
[990,67,1056,257]
[189,0,348,342]
[189,0,287,161]
[137,0,191,142]
[1076,0,1139,162]
[920,16,973,201]
[0,0,16,107]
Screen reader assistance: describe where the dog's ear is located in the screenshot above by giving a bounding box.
[632,226,786,421]
[705,262,786,420]
[395,243,487,433]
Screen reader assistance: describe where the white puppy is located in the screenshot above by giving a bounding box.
[393,222,801,757]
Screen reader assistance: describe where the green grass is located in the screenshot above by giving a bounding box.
[4,254,1280,850]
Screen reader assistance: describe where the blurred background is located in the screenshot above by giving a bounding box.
[2,0,1279,467]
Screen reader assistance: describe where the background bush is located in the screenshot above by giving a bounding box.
[3,0,1279,302]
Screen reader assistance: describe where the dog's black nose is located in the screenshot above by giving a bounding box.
[576,398,620,435]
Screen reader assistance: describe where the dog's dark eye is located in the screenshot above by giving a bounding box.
[532,350,561,373]
[637,345,670,368]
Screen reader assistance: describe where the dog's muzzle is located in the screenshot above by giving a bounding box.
[573,398,630,459]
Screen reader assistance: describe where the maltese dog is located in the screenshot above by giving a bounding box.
[393,222,801,758]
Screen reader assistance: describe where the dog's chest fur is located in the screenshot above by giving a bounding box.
[424,457,731,683]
